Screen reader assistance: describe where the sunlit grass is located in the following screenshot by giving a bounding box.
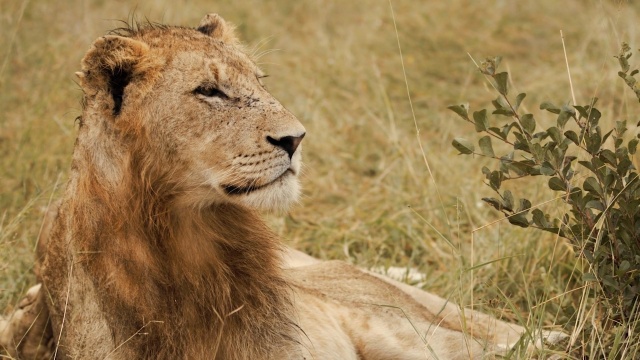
[1,0,639,357]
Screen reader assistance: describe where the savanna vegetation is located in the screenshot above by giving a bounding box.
[1,0,639,358]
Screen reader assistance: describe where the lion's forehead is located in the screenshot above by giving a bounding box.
[167,50,257,78]
[134,27,258,74]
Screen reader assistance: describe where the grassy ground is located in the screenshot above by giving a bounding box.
[1,0,639,358]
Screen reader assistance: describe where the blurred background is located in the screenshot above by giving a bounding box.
[1,0,639,357]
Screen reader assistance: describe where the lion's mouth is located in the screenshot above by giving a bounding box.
[222,169,293,196]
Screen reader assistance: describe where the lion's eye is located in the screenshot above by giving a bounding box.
[195,85,228,99]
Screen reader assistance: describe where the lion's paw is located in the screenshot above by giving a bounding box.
[0,284,54,360]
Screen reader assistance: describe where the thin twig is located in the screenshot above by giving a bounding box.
[561,30,577,106]
[389,0,451,229]
[53,262,73,359]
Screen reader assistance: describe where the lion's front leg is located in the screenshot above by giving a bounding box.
[0,284,55,360]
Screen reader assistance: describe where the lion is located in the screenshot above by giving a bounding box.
[0,14,566,359]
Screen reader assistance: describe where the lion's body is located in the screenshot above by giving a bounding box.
[0,15,565,359]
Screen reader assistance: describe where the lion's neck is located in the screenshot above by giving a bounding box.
[65,141,295,359]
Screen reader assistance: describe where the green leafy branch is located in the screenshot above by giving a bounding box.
[449,45,640,323]
[616,42,640,102]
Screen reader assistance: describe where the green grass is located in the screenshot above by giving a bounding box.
[1,0,639,358]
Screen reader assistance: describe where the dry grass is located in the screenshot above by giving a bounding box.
[1,0,639,358]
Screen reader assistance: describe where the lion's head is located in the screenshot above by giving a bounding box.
[77,14,305,211]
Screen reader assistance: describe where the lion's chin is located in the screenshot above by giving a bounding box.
[226,173,300,212]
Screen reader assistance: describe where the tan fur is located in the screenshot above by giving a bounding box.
[0,15,566,359]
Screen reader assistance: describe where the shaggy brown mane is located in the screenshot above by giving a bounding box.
[77,193,295,358]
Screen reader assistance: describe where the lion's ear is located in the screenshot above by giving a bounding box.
[79,35,152,116]
[197,14,239,45]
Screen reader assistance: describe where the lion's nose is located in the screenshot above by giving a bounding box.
[266,133,306,159]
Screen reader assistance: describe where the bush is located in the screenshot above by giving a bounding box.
[450,44,640,356]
